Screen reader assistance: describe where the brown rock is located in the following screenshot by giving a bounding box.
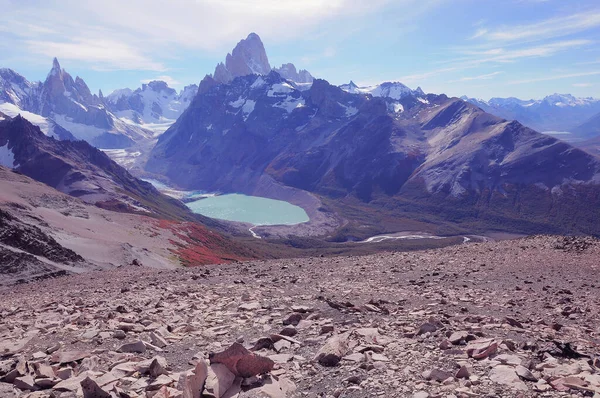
[13,375,37,391]
[117,340,146,353]
[178,360,208,398]
[50,351,91,364]
[422,369,453,382]
[209,342,274,378]
[515,365,538,382]
[81,377,111,398]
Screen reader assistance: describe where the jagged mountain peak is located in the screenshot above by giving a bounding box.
[213,33,271,84]
[50,57,61,75]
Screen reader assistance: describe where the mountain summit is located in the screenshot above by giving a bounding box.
[213,33,272,84]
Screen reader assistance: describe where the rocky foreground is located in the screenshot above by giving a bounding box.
[1,235,600,397]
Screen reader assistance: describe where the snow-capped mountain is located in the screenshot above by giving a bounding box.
[272,63,314,84]
[147,51,600,237]
[213,33,272,84]
[0,114,192,218]
[207,32,314,88]
[340,81,425,100]
[0,59,153,148]
[462,93,600,135]
[106,81,198,134]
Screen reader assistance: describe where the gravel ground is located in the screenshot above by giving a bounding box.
[1,235,599,397]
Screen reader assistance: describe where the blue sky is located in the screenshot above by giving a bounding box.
[1,0,599,100]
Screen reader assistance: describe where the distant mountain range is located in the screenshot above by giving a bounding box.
[3,32,600,238]
[147,33,600,237]
[0,60,153,148]
[462,94,600,138]
[105,81,198,135]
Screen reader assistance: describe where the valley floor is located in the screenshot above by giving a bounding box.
[1,236,599,397]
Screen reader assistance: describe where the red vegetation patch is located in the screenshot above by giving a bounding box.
[157,219,250,267]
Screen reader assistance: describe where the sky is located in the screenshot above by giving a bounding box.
[1,0,599,100]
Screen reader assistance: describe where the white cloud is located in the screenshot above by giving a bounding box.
[509,70,600,85]
[141,75,181,87]
[472,11,600,43]
[1,0,402,72]
[24,39,166,71]
[470,28,488,40]
[450,71,504,83]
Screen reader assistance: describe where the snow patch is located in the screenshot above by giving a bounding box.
[242,100,256,120]
[229,96,245,108]
[267,82,295,97]
[417,98,429,104]
[338,102,358,117]
[392,103,404,113]
[251,76,266,89]
[273,96,305,114]
[0,102,56,137]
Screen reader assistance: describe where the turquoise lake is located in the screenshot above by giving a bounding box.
[186,194,309,225]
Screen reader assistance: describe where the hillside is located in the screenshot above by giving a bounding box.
[0,236,598,397]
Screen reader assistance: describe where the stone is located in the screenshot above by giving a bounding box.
[178,360,208,398]
[455,366,470,379]
[273,339,291,353]
[313,333,349,367]
[34,363,55,379]
[504,317,524,328]
[35,378,58,389]
[282,313,303,326]
[209,342,274,378]
[489,365,528,391]
[0,382,17,398]
[551,376,589,392]
[81,377,111,398]
[279,326,297,337]
[417,323,438,335]
[515,365,538,382]
[117,340,146,353]
[203,363,235,398]
[449,331,468,345]
[238,301,261,311]
[149,356,169,378]
[422,369,453,382]
[112,330,126,340]
[268,354,293,364]
[320,325,334,334]
[50,351,91,364]
[150,332,168,348]
[291,305,312,313]
[467,341,497,360]
[13,375,37,391]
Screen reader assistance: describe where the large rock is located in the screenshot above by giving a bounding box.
[81,377,111,398]
[313,333,350,367]
[203,363,236,398]
[178,360,208,398]
[209,343,274,378]
[489,365,528,391]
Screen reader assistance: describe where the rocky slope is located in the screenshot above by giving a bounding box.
[0,165,255,286]
[147,66,600,236]
[462,94,600,136]
[0,59,153,148]
[0,114,198,219]
[0,235,599,397]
